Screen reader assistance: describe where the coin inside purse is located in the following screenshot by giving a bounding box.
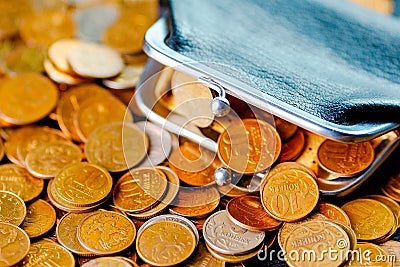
[135,58,400,197]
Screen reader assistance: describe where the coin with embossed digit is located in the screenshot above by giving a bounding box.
[0,190,26,226]
[170,186,220,219]
[56,84,112,141]
[169,141,221,186]
[136,121,172,168]
[74,96,134,142]
[20,239,75,267]
[137,214,199,244]
[277,213,328,250]
[113,168,167,213]
[25,140,82,178]
[0,163,43,202]
[203,210,265,255]
[126,166,180,220]
[318,202,351,227]
[136,220,196,266]
[20,10,75,47]
[85,122,148,172]
[17,127,68,167]
[217,119,280,175]
[317,139,375,177]
[81,257,133,267]
[77,210,136,255]
[342,198,395,241]
[54,162,113,207]
[21,199,56,238]
[284,220,350,267]
[226,196,282,231]
[261,168,319,222]
[67,41,123,78]
[0,222,30,267]
[56,212,93,256]
[0,73,58,125]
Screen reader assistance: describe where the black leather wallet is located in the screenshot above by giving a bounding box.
[144,0,400,141]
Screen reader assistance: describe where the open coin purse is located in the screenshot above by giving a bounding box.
[135,0,400,196]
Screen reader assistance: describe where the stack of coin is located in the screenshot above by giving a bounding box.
[382,171,400,202]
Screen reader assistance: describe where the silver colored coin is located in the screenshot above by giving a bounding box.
[203,210,265,255]
[137,214,199,244]
[136,121,172,168]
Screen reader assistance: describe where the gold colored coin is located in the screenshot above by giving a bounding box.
[0,190,26,226]
[346,242,392,267]
[318,202,352,227]
[0,222,30,267]
[44,58,89,85]
[74,95,134,142]
[170,186,220,219]
[274,117,298,140]
[102,65,144,89]
[379,240,400,266]
[17,127,68,166]
[183,241,225,267]
[0,0,32,40]
[81,257,133,267]
[217,119,280,174]
[19,10,75,48]
[332,221,357,250]
[0,73,58,125]
[0,163,43,202]
[56,212,93,256]
[317,139,375,177]
[25,140,82,178]
[205,243,262,264]
[126,166,180,220]
[113,168,167,213]
[4,46,45,74]
[342,198,395,241]
[48,38,81,74]
[136,221,196,266]
[67,41,124,78]
[77,211,136,255]
[169,141,221,186]
[85,122,148,172]
[365,194,400,229]
[0,138,3,162]
[56,84,112,141]
[4,126,38,165]
[284,220,350,267]
[277,213,327,250]
[54,162,113,207]
[261,168,319,222]
[21,199,56,238]
[20,239,75,267]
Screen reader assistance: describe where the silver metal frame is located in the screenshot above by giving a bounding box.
[143,18,399,143]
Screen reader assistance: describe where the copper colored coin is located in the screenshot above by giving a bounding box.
[169,141,220,186]
[318,202,351,227]
[169,186,220,219]
[226,196,282,231]
[217,119,281,175]
[279,129,305,162]
[317,139,375,177]
[274,117,298,141]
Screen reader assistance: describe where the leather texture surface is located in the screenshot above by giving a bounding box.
[166,0,400,125]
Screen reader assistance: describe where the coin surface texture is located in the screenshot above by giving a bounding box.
[318,202,352,227]
[136,220,196,266]
[78,211,136,255]
[346,242,391,267]
[218,119,280,174]
[0,190,26,225]
[81,257,133,267]
[0,222,30,267]
[226,196,282,231]
[342,198,395,241]
[317,140,375,176]
[203,210,265,255]
[21,199,56,238]
[261,168,319,222]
